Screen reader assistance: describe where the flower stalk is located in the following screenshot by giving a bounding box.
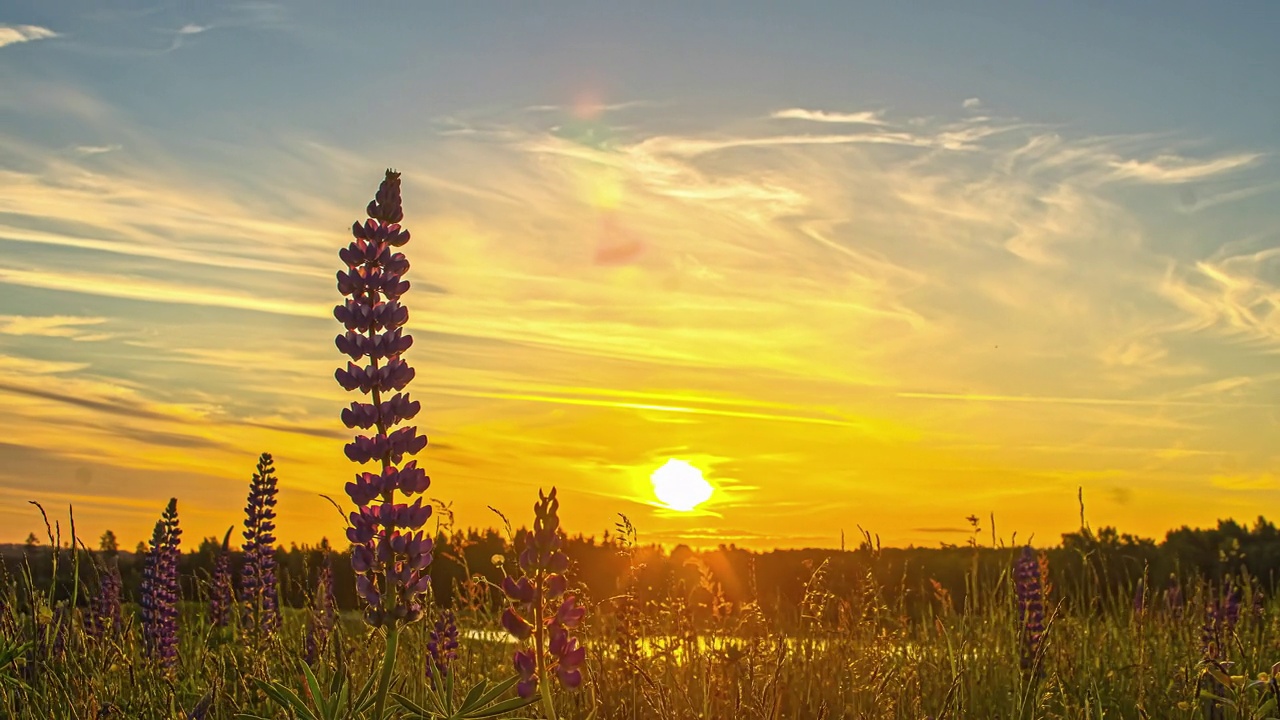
[335,169,433,716]
[501,488,587,718]
[240,453,280,636]
[140,498,181,671]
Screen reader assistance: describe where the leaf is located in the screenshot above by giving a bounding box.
[391,692,435,719]
[464,695,540,719]
[457,679,488,713]
[254,678,321,720]
[469,676,520,710]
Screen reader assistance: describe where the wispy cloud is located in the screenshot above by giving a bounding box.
[0,315,109,340]
[74,144,122,155]
[1110,153,1264,183]
[0,24,57,49]
[771,108,888,126]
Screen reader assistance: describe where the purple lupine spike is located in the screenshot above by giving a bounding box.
[337,170,433,629]
[240,453,280,635]
[305,549,338,665]
[1014,546,1044,672]
[501,487,587,700]
[141,498,181,670]
[208,527,235,628]
[88,561,123,639]
[426,609,459,683]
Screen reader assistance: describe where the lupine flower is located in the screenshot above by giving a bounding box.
[1201,582,1240,660]
[208,527,234,629]
[305,551,338,665]
[1014,546,1045,672]
[336,169,433,628]
[240,453,280,635]
[426,609,460,683]
[141,498,181,669]
[88,561,123,639]
[501,488,587,700]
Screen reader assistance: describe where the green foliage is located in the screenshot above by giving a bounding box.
[392,673,539,719]
[10,506,1280,717]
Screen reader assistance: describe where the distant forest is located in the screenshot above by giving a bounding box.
[5,514,1279,627]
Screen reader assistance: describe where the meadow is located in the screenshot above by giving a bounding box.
[2,170,1277,720]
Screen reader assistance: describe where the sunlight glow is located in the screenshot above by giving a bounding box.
[650,458,714,511]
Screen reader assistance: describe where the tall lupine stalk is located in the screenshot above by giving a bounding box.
[240,453,280,636]
[1014,546,1044,674]
[501,488,587,718]
[208,527,235,629]
[87,560,123,640]
[335,169,433,716]
[140,498,181,670]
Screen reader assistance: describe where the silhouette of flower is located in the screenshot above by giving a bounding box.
[427,609,459,682]
[1014,546,1044,672]
[208,527,234,629]
[141,499,181,669]
[501,488,587,700]
[336,169,433,628]
[88,561,123,639]
[240,453,280,635]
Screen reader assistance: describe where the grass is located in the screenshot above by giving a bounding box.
[3,516,1280,719]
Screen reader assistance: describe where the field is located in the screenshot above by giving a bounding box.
[3,500,1280,719]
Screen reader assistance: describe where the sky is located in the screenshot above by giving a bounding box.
[1,1,1279,551]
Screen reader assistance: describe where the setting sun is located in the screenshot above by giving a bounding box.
[650,458,714,511]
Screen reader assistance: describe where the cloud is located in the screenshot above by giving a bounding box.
[1211,473,1280,491]
[177,24,209,35]
[1109,153,1263,183]
[962,98,982,109]
[0,315,108,339]
[0,24,57,49]
[74,144,122,155]
[771,108,888,126]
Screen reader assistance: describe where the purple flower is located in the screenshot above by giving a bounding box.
[208,527,234,629]
[305,550,338,665]
[240,453,280,635]
[88,561,123,639]
[501,488,587,700]
[1202,582,1242,659]
[514,648,538,699]
[336,170,433,628]
[1014,546,1044,672]
[141,498,181,670]
[502,607,533,640]
[426,609,459,682]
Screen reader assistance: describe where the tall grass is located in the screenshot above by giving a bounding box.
[2,503,1279,719]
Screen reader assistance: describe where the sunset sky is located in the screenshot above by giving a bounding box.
[2,2,1279,551]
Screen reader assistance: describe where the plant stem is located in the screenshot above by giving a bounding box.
[374,625,400,718]
[533,572,558,720]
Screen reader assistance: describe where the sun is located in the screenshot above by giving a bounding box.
[650,458,714,511]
